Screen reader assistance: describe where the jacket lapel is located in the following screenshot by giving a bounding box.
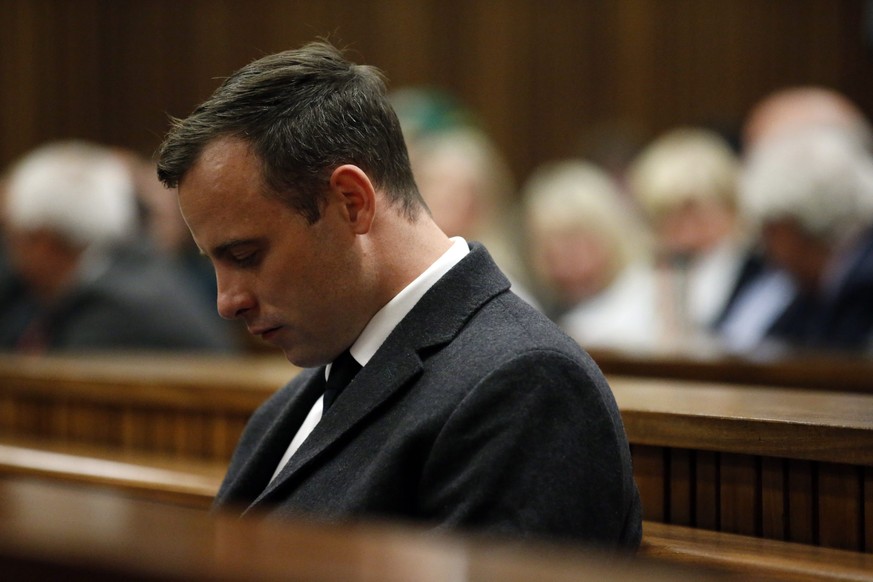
[249,243,512,509]
[217,368,325,507]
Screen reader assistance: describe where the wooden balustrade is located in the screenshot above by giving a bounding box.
[588,347,873,394]
[0,352,287,460]
[612,377,873,553]
[2,352,872,556]
[0,477,726,582]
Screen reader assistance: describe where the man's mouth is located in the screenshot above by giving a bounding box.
[250,325,282,341]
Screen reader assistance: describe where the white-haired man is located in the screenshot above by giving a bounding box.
[739,127,873,351]
[0,140,238,353]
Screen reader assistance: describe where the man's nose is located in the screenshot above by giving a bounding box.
[215,272,255,320]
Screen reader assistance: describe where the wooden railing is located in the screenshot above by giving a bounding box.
[588,347,873,394]
[613,377,873,553]
[0,352,288,460]
[1,352,872,556]
[0,477,730,582]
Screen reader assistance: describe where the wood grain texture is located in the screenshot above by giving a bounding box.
[0,478,720,582]
[2,0,873,182]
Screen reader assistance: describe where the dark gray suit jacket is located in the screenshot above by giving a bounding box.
[214,244,642,547]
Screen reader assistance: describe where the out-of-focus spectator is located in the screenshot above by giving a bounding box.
[628,127,759,347]
[116,148,218,305]
[523,159,661,352]
[0,140,240,353]
[742,86,873,155]
[708,86,873,355]
[739,127,873,351]
[391,88,537,307]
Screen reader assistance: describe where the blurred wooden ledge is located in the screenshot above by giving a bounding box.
[0,436,224,509]
[2,409,872,580]
[0,351,290,460]
[611,377,873,553]
[2,351,872,553]
[641,521,873,582]
[588,346,873,394]
[0,478,723,582]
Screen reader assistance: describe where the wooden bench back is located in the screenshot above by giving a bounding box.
[2,352,872,553]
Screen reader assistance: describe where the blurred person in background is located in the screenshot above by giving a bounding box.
[523,159,660,352]
[117,148,220,307]
[707,86,873,356]
[739,127,873,352]
[742,86,873,156]
[0,140,239,353]
[627,127,771,351]
[392,88,537,307]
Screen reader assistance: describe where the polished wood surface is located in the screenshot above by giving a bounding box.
[0,352,290,460]
[589,348,873,394]
[642,521,873,582]
[1,440,868,581]
[0,477,721,582]
[612,377,873,553]
[0,436,223,508]
[612,377,873,465]
[3,352,873,553]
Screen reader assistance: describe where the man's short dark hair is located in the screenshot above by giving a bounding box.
[157,41,423,223]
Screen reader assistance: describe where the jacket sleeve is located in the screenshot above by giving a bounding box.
[418,349,641,548]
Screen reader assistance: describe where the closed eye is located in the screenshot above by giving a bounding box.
[231,250,260,268]
[212,239,265,269]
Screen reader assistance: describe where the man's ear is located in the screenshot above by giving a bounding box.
[329,164,375,235]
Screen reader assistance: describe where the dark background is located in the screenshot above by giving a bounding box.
[3,0,872,185]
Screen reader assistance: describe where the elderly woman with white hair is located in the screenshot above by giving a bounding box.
[523,159,662,352]
[0,140,239,353]
[738,127,873,351]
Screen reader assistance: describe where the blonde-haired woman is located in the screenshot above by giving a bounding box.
[523,159,660,352]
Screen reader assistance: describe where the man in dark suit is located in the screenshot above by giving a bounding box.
[739,125,873,352]
[157,41,641,547]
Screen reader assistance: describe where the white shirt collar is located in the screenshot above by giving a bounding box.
[347,237,469,367]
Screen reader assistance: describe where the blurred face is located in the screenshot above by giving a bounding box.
[760,219,830,290]
[533,229,614,306]
[656,199,735,258]
[414,151,481,237]
[179,137,364,367]
[3,227,80,303]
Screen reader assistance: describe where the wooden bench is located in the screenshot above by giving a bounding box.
[641,521,873,581]
[0,436,224,508]
[2,425,871,580]
[3,352,872,555]
[0,477,731,582]
[588,346,873,394]
[612,376,873,554]
[0,352,287,460]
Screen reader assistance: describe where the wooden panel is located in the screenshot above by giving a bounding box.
[719,453,759,537]
[631,445,666,522]
[787,460,816,546]
[3,0,873,184]
[0,478,722,582]
[614,378,873,465]
[590,348,873,394]
[761,457,787,541]
[643,521,873,582]
[668,448,692,526]
[866,467,873,553]
[818,463,863,551]
[694,451,719,531]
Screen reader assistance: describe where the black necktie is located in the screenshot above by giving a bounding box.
[322,349,362,411]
